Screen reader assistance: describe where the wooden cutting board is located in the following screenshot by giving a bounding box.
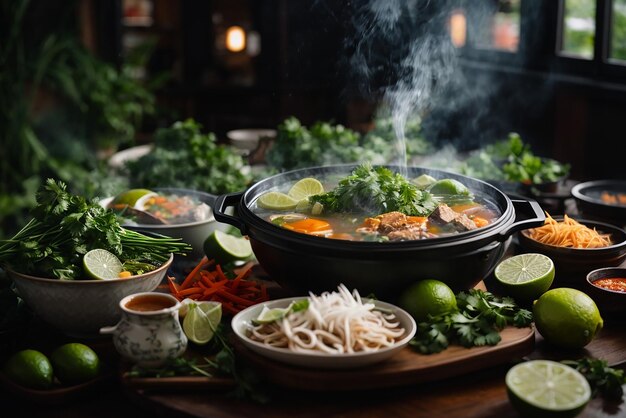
[235,326,535,391]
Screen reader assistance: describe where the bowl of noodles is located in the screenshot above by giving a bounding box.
[231,285,417,369]
[518,214,626,282]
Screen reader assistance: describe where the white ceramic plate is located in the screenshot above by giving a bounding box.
[231,297,416,369]
[108,144,153,169]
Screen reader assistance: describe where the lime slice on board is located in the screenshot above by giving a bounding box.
[203,230,253,264]
[288,178,324,201]
[83,249,123,280]
[257,191,298,210]
[494,253,555,302]
[182,301,222,345]
[506,360,591,418]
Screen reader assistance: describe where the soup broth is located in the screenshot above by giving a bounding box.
[125,294,176,312]
[253,176,501,242]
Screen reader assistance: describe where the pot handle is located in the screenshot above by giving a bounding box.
[496,199,546,242]
[213,192,248,235]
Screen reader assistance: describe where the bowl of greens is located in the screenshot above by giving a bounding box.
[0,180,190,337]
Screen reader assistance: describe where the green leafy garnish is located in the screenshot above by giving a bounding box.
[310,163,437,216]
[410,289,533,354]
[562,358,626,400]
[0,179,191,279]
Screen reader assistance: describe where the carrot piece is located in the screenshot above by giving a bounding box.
[180,257,211,290]
[167,276,180,298]
[216,289,257,307]
[178,287,203,297]
[215,264,228,281]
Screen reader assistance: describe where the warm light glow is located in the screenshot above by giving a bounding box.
[226,26,246,52]
[450,11,467,48]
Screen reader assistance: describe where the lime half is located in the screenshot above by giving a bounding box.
[252,306,290,325]
[203,230,253,264]
[83,249,123,280]
[288,178,324,201]
[183,301,222,345]
[257,191,298,210]
[506,360,591,418]
[494,253,555,302]
[111,189,156,206]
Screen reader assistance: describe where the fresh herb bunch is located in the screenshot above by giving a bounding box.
[562,358,626,400]
[410,289,533,354]
[126,119,251,195]
[0,179,190,280]
[310,163,437,216]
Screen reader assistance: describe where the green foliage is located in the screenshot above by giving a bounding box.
[613,1,626,60]
[126,119,252,195]
[0,179,190,280]
[309,163,437,216]
[410,289,533,354]
[562,358,626,400]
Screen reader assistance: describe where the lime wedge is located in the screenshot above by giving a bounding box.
[429,179,470,195]
[83,249,123,280]
[413,174,437,190]
[203,230,253,264]
[494,253,555,302]
[111,189,156,206]
[182,301,222,345]
[288,178,324,201]
[295,199,311,213]
[252,306,290,325]
[257,191,298,211]
[506,360,591,418]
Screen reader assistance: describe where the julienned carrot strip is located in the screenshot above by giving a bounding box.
[215,289,257,307]
[178,287,203,297]
[215,264,228,281]
[221,303,239,315]
[180,256,210,290]
[167,276,180,297]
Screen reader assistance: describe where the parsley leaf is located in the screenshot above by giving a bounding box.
[410,289,533,354]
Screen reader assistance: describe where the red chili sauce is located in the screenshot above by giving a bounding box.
[593,278,626,292]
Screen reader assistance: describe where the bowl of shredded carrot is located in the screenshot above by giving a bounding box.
[518,214,626,283]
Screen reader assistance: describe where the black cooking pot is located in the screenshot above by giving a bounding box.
[213,164,545,301]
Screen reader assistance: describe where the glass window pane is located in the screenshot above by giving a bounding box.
[560,0,596,59]
[472,0,521,52]
[611,0,626,61]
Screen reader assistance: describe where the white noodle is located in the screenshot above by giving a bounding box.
[248,284,406,354]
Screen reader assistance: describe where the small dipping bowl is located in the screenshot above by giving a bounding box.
[585,267,626,317]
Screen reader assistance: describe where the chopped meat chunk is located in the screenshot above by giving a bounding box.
[453,213,477,231]
[429,203,477,232]
[376,212,409,234]
[429,204,459,224]
[387,227,436,241]
[362,217,381,230]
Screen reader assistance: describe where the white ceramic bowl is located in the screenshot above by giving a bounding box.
[231,297,416,369]
[226,129,276,152]
[102,188,231,259]
[8,255,173,338]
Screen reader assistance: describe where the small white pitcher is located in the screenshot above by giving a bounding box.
[100,292,187,367]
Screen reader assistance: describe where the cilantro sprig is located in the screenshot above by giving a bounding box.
[0,179,191,279]
[310,163,437,216]
[410,289,533,354]
[562,358,626,400]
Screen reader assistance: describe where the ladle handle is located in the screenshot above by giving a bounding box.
[213,192,248,235]
[497,199,546,241]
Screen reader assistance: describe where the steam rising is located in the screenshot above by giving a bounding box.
[345,0,459,174]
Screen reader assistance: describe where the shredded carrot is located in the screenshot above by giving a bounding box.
[527,213,613,249]
[168,258,269,315]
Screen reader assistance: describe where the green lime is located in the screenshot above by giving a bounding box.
[398,279,458,322]
[183,301,222,345]
[533,288,603,349]
[506,360,591,418]
[83,249,123,280]
[50,343,100,385]
[413,174,437,190]
[111,189,156,206]
[494,253,555,302]
[428,179,470,195]
[203,230,253,264]
[256,191,298,210]
[3,349,53,389]
[252,306,290,325]
[288,178,324,201]
[295,199,311,213]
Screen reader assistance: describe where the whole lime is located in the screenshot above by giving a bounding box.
[3,349,54,389]
[203,230,253,264]
[50,343,100,385]
[533,288,603,349]
[398,279,458,322]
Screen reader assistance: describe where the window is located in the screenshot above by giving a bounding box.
[464,0,521,52]
[559,0,596,59]
[611,0,626,61]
